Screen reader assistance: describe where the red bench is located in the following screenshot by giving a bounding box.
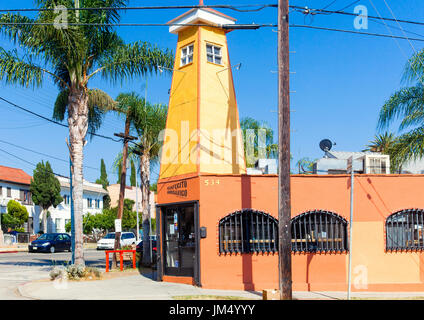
[105,250,136,272]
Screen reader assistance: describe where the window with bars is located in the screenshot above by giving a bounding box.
[386,209,424,251]
[206,44,223,65]
[291,210,348,253]
[219,209,278,254]
[180,44,194,67]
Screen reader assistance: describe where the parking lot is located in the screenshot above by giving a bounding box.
[0,249,106,299]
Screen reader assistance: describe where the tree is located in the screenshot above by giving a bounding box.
[30,161,63,233]
[377,49,424,171]
[363,132,396,153]
[0,1,174,265]
[96,158,111,210]
[240,117,278,167]
[296,157,315,174]
[1,200,29,232]
[95,159,109,189]
[113,92,167,265]
[130,159,136,187]
[363,132,401,172]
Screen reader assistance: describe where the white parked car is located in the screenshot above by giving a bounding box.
[96,232,136,250]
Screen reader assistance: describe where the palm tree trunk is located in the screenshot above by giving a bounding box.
[42,209,47,234]
[68,86,88,266]
[140,152,151,266]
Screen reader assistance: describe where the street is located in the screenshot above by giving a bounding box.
[0,249,106,299]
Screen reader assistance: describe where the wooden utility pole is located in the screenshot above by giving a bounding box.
[278,0,292,300]
[112,117,132,269]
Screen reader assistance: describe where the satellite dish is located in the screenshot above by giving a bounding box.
[319,139,333,152]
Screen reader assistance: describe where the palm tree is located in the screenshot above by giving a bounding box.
[378,49,424,172]
[363,132,396,153]
[0,1,173,265]
[240,117,278,168]
[113,92,167,265]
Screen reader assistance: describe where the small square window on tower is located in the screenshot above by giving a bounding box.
[206,44,222,65]
[180,44,194,67]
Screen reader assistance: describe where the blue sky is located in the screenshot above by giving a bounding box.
[0,0,422,183]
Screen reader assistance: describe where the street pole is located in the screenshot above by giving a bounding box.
[278,0,292,300]
[70,157,75,264]
[347,156,354,300]
[135,168,140,242]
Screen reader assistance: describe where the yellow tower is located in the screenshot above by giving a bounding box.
[159,2,246,180]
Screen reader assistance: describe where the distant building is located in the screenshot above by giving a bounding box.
[107,184,156,219]
[0,165,108,234]
[246,159,278,175]
[399,158,424,174]
[0,165,39,233]
[313,151,390,174]
[48,176,108,233]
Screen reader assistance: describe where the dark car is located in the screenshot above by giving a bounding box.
[28,233,71,253]
[136,237,157,263]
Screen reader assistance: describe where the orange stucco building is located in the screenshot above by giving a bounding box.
[155,4,424,293]
[157,173,424,292]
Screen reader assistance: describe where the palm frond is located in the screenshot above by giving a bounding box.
[402,49,424,84]
[377,84,424,130]
[0,48,45,88]
[388,127,424,165]
[53,88,115,138]
[0,13,36,47]
[53,89,69,122]
[91,41,174,82]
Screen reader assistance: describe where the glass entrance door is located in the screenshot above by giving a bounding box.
[163,206,195,277]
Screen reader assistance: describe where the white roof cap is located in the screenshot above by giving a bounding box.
[167,8,236,34]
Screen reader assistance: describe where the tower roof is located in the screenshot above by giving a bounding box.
[167,5,236,34]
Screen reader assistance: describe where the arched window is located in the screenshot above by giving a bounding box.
[386,209,424,251]
[291,210,348,253]
[219,209,278,254]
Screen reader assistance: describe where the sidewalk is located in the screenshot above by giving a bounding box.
[18,271,263,300]
[17,270,424,300]
[0,245,28,253]
[0,242,97,253]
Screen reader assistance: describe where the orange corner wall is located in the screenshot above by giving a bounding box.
[157,174,424,292]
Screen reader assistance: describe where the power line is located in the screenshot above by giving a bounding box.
[0,4,278,13]
[0,21,272,29]
[289,24,424,42]
[0,96,121,142]
[0,146,68,178]
[290,5,424,27]
[0,138,115,175]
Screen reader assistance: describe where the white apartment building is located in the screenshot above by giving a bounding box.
[0,165,108,234]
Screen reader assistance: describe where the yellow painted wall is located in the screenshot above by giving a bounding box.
[159,27,199,179]
[198,27,246,174]
[351,222,421,285]
[159,25,246,180]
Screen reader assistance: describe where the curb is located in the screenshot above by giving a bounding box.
[0,250,28,254]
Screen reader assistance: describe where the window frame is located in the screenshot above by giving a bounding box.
[291,210,348,253]
[386,209,424,252]
[219,209,278,254]
[206,43,223,65]
[180,44,194,67]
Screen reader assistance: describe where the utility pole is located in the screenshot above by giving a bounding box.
[278,0,292,300]
[112,120,137,269]
[347,156,354,300]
